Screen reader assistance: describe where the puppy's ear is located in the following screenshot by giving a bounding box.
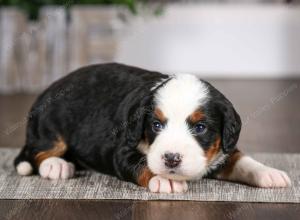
[115,87,153,148]
[116,79,170,148]
[217,99,242,153]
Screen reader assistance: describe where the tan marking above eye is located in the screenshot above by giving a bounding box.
[154,107,167,123]
[189,110,205,123]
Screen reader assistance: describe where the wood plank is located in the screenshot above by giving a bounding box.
[68,6,124,72]
[20,12,67,93]
[20,23,45,92]
[0,200,299,220]
[133,201,300,220]
[0,8,27,93]
[0,200,132,220]
[39,7,68,88]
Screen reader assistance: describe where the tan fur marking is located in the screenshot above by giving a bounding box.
[189,110,205,123]
[205,137,221,163]
[219,149,243,178]
[35,136,67,166]
[137,132,150,154]
[137,167,154,187]
[154,107,166,123]
[137,140,150,155]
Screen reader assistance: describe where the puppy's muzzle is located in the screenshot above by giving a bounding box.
[163,152,182,169]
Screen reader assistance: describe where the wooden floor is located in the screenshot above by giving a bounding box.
[0,79,300,219]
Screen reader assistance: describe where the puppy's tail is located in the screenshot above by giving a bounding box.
[14,146,34,176]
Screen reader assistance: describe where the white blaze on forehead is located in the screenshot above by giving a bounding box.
[154,74,208,119]
[147,74,209,180]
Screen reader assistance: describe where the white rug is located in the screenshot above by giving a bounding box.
[0,149,299,203]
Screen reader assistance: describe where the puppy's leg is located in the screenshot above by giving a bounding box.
[15,136,75,180]
[216,149,291,187]
[39,157,75,180]
[148,176,188,193]
[113,146,187,193]
[35,137,75,180]
[113,146,152,186]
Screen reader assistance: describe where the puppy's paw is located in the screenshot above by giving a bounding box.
[148,175,188,193]
[39,157,75,180]
[249,167,291,188]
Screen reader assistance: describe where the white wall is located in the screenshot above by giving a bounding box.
[115,4,300,78]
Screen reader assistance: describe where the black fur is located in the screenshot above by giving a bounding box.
[14,63,168,184]
[14,63,241,185]
[203,80,242,153]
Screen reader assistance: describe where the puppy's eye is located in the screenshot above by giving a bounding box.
[194,123,207,134]
[152,121,164,132]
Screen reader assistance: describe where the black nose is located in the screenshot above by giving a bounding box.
[163,152,182,168]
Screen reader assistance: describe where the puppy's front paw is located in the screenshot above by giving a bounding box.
[250,167,291,188]
[39,157,75,180]
[148,176,188,193]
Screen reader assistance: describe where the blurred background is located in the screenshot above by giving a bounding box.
[0,0,299,153]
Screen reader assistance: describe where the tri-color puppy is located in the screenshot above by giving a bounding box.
[14,63,291,193]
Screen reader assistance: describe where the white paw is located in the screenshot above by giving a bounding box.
[39,157,75,180]
[249,166,291,188]
[16,161,33,176]
[148,175,188,193]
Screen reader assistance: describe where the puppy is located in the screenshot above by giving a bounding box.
[14,63,291,193]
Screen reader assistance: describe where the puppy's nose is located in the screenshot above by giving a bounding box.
[163,152,182,168]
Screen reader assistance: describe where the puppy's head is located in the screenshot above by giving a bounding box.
[140,74,241,180]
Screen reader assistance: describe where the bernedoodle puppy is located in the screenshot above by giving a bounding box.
[14,63,291,193]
